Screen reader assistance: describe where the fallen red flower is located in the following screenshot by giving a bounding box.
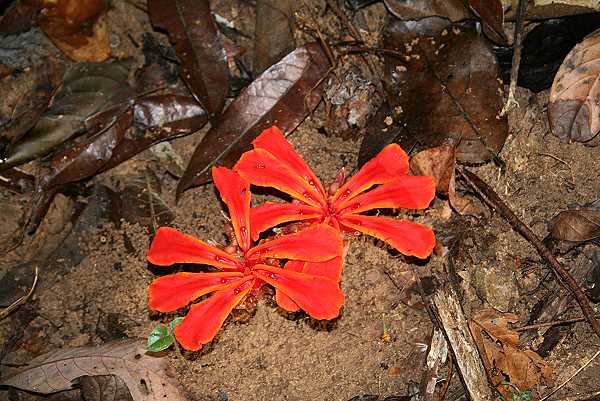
[235,126,436,311]
[147,167,343,351]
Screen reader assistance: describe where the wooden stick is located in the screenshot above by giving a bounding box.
[458,168,600,339]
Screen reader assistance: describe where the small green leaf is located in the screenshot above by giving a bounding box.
[169,317,184,332]
[146,325,174,352]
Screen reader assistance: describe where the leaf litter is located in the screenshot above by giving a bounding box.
[3,1,600,401]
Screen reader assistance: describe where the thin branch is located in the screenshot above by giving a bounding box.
[457,168,600,339]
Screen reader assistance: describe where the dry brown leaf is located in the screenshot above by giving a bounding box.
[469,308,554,397]
[549,27,600,142]
[38,0,110,62]
[1,339,187,401]
[409,146,482,216]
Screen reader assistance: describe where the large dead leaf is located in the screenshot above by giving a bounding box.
[0,60,134,172]
[549,27,600,142]
[466,0,506,43]
[176,42,330,197]
[469,309,554,397]
[149,0,229,122]
[1,339,186,401]
[38,0,110,62]
[361,17,507,164]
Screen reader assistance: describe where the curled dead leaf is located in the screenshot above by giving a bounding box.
[409,145,483,216]
[549,27,600,142]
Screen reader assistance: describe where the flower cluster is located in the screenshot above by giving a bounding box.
[147,126,436,351]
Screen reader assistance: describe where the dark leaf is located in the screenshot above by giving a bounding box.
[0,0,41,34]
[363,17,507,164]
[42,110,133,189]
[148,0,229,121]
[383,0,469,21]
[466,0,506,43]
[549,27,600,142]
[38,0,110,62]
[0,167,35,193]
[99,94,208,173]
[494,13,600,92]
[176,42,330,197]
[253,0,295,75]
[1,339,187,401]
[77,375,134,401]
[0,60,134,172]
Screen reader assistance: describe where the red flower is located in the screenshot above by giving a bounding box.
[235,126,436,311]
[147,167,343,351]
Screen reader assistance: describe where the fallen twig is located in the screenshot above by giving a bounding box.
[0,266,39,320]
[458,168,600,339]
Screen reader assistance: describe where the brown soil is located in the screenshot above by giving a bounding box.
[1,1,600,401]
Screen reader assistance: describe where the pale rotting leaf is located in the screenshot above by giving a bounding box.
[148,0,229,121]
[0,60,134,172]
[77,375,134,401]
[38,0,111,62]
[549,27,600,142]
[379,17,508,164]
[176,42,330,197]
[1,339,187,401]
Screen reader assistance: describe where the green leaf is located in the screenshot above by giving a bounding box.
[169,317,184,332]
[146,325,173,352]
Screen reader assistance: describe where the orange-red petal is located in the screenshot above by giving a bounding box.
[337,175,436,214]
[148,272,245,312]
[253,264,343,320]
[302,256,345,282]
[250,202,322,241]
[212,167,251,251]
[251,126,326,197]
[275,260,304,312]
[147,227,242,270]
[275,256,345,312]
[339,215,435,259]
[332,144,409,205]
[246,223,342,262]
[235,148,325,208]
[173,277,254,351]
